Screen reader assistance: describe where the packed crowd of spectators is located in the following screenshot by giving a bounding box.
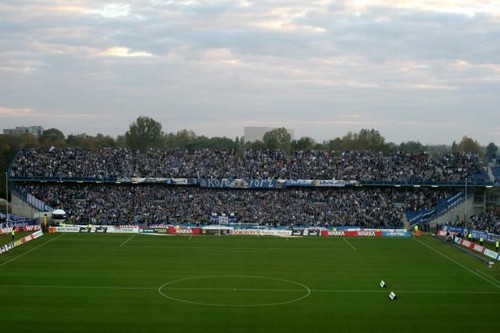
[444,208,500,234]
[468,208,500,234]
[17,184,456,228]
[9,147,488,183]
[9,147,494,229]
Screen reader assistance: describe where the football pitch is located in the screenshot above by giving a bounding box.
[1,233,499,333]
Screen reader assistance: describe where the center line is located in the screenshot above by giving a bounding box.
[0,284,498,295]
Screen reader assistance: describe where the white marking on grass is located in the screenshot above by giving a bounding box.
[158,275,311,307]
[119,234,136,248]
[310,289,500,295]
[343,237,356,250]
[0,233,64,268]
[121,245,354,251]
[0,284,157,290]
[0,284,499,296]
[414,237,500,289]
[475,269,500,285]
[163,287,308,292]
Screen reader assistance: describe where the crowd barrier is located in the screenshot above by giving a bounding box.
[0,225,41,235]
[439,225,500,243]
[0,230,43,255]
[50,225,412,238]
[438,230,499,261]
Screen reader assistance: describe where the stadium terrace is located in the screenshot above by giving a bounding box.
[5,148,500,234]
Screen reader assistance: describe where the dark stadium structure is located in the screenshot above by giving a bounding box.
[5,147,500,233]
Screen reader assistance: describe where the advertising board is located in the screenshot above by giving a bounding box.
[168,226,200,235]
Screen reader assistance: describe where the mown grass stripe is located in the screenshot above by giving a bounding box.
[0,233,64,268]
[414,237,500,289]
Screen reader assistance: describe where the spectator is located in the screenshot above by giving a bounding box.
[16,183,457,228]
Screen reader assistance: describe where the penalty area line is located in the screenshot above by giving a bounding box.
[119,234,136,248]
[343,237,356,250]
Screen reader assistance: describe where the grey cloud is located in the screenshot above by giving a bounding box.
[1,1,499,145]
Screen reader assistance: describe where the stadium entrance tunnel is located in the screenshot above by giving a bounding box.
[158,275,311,307]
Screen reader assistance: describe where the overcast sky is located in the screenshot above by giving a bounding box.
[1,1,499,145]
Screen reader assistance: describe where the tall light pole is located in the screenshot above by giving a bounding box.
[464,178,468,228]
[5,172,9,224]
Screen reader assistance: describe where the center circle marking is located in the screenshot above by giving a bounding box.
[158,275,311,307]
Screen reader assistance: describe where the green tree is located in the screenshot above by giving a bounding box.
[356,129,388,151]
[175,129,197,144]
[166,129,197,149]
[40,128,66,147]
[245,140,266,150]
[180,136,239,152]
[399,141,426,153]
[66,133,116,150]
[0,135,14,200]
[94,133,117,148]
[325,137,342,152]
[262,128,292,152]
[0,133,40,199]
[205,137,239,150]
[125,116,164,151]
[340,129,389,151]
[426,144,452,155]
[457,136,482,155]
[292,137,316,151]
[486,142,498,158]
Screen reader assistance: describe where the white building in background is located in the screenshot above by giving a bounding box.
[3,126,43,137]
[243,126,294,143]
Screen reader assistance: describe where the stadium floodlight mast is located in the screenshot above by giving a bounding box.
[464,178,468,228]
[5,172,8,224]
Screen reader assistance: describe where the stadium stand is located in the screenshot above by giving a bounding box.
[14,184,458,227]
[7,148,497,229]
[470,208,500,234]
[8,148,492,184]
[492,166,500,184]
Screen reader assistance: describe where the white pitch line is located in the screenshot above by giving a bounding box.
[162,287,500,295]
[0,233,65,268]
[0,284,499,295]
[119,234,136,248]
[163,287,308,293]
[311,289,500,295]
[120,245,354,251]
[0,284,156,290]
[343,237,357,250]
[475,269,500,285]
[414,237,500,289]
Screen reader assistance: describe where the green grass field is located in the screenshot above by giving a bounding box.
[1,233,499,333]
